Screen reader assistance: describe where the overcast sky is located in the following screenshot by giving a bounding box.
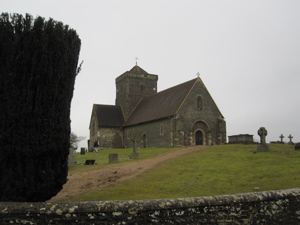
[3,0,300,148]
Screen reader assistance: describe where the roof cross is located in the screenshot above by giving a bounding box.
[135,57,138,66]
[196,72,200,77]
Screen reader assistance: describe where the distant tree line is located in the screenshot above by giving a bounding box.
[0,13,81,201]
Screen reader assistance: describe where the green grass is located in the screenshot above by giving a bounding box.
[69,147,180,173]
[68,144,300,202]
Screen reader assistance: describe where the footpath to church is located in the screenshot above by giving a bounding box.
[49,145,207,202]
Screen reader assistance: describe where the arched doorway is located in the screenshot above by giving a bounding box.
[195,130,203,145]
[192,121,210,145]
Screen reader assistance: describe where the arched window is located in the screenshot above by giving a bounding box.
[93,122,97,136]
[140,83,145,92]
[160,124,164,135]
[196,96,202,110]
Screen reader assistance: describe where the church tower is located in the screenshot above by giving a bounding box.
[115,65,158,120]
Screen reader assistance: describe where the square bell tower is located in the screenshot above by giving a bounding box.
[115,65,158,120]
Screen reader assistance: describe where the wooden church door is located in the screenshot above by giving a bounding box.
[195,130,203,145]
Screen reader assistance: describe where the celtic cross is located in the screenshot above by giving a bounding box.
[258,127,268,145]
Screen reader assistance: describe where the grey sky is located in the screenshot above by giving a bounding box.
[3,0,300,149]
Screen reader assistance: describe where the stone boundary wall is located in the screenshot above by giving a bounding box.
[0,188,300,224]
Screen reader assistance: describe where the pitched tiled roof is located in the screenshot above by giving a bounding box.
[93,104,124,127]
[124,78,198,126]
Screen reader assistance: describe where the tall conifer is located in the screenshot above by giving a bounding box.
[0,13,81,201]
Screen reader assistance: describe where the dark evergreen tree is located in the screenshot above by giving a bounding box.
[0,13,81,201]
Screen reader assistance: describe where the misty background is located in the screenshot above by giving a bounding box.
[3,0,300,149]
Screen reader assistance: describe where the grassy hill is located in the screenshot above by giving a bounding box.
[68,144,299,202]
[69,147,179,173]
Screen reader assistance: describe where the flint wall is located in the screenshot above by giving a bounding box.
[0,188,300,224]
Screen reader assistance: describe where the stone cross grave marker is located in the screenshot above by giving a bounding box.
[130,136,139,159]
[256,127,270,152]
[288,134,294,145]
[279,134,284,143]
[258,127,267,145]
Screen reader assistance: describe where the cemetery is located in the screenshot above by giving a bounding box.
[1,144,300,224]
[1,12,299,224]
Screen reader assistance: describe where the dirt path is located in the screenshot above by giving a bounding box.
[48,145,207,202]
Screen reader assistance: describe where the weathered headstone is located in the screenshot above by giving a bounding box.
[288,134,294,145]
[256,127,270,152]
[80,147,86,155]
[84,160,95,165]
[109,154,118,163]
[130,136,139,159]
[279,134,284,143]
[68,148,75,166]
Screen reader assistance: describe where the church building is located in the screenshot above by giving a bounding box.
[89,65,226,150]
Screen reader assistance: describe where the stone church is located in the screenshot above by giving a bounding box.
[89,65,226,150]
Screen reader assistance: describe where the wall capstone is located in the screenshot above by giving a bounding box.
[0,188,299,224]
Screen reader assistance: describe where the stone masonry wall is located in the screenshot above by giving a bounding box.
[1,188,300,224]
[122,79,228,148]
[115,72,158,120]
[90,127,123,149]
[123,118,173,148]
[178,81,225,145]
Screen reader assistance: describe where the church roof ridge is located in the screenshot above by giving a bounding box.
[129,65,148,74]
[123,78,198,126]
[92,104,124,128]
[158,78,198,93]
[116,65,158,83]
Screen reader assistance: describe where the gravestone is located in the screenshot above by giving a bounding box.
[288,134,294,145]
[68,148,75,166]
[256,127,270,152]
[279,134,284,143]
[109,154,118,163]
[80,147,86,155]
[84,160,95,165]
[130,137,139,159]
